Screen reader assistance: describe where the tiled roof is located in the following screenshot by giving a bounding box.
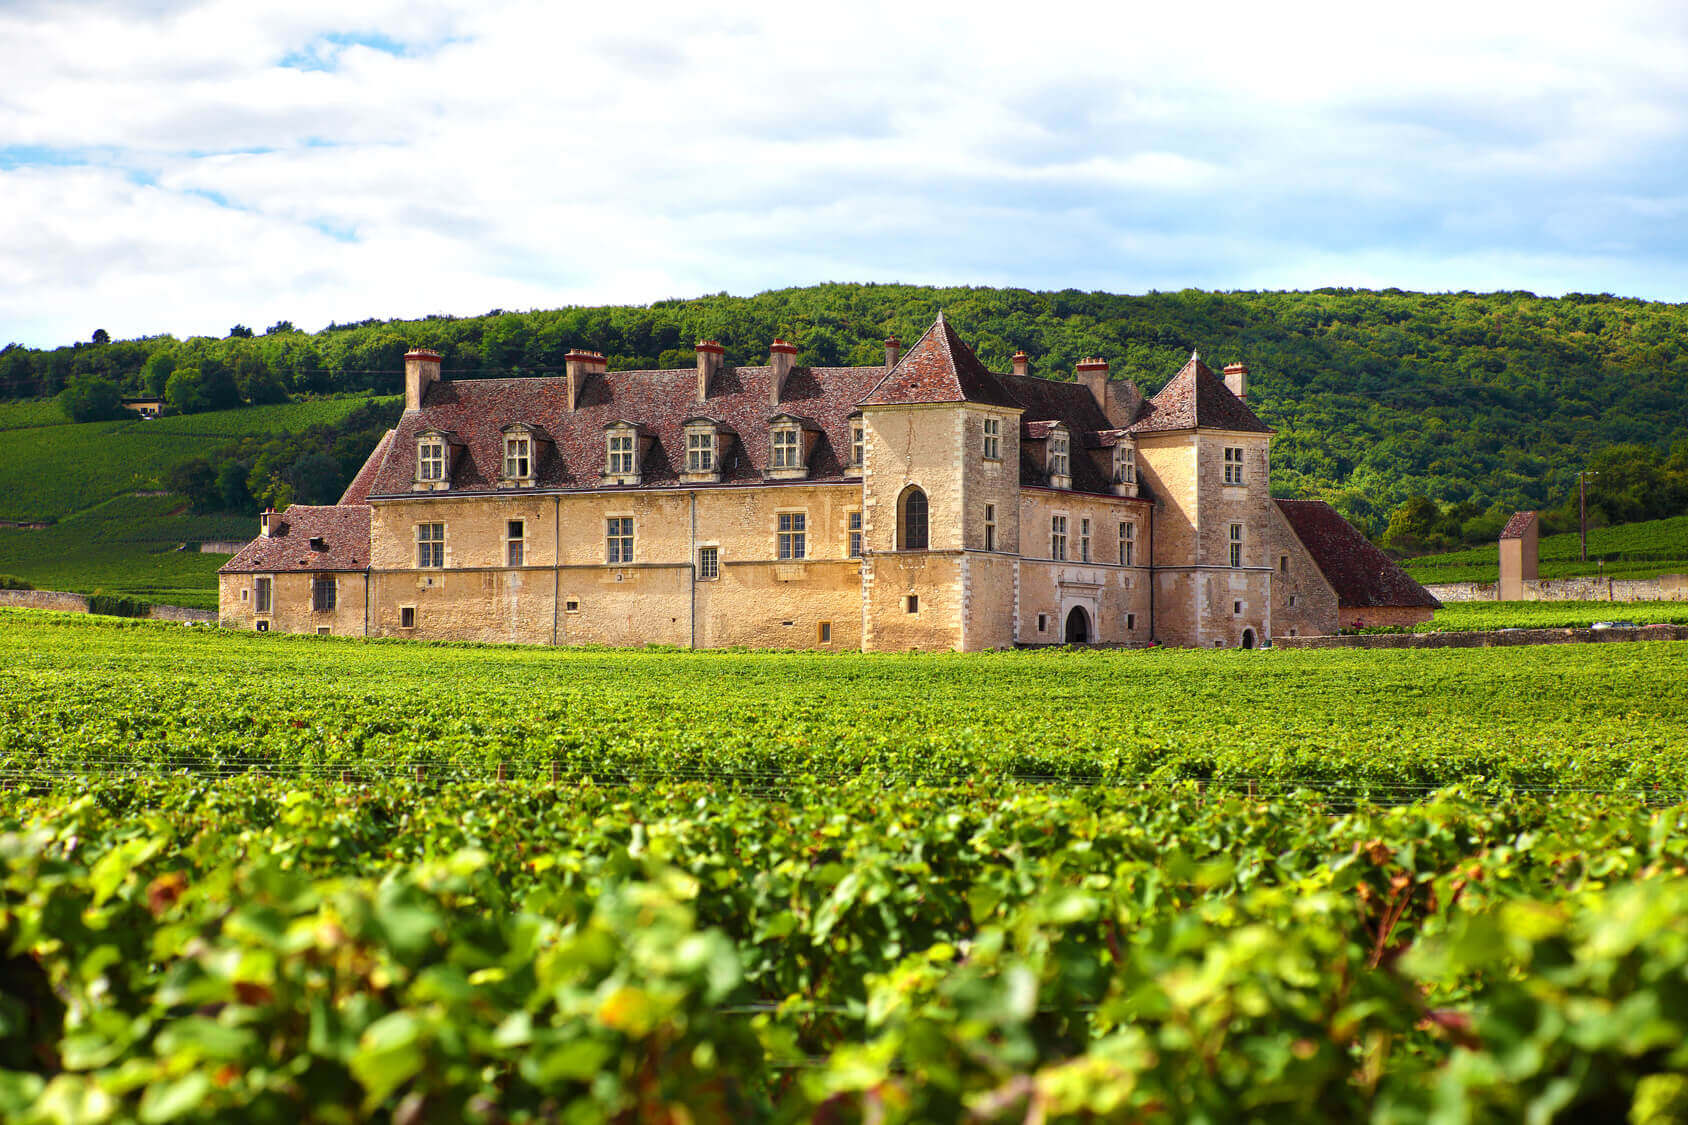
[1001,373,1118,493]
[219,505,372,574]
[1128,353,1272,435]
[1276,500,1441,609]
[1499,511,1538,540]
[366,365,886,497]
[339,429,392,505]
[860,313,1022,409]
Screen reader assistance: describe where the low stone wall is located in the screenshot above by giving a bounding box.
[0,588,216,623]
[1425,574,1688,603]
[198,540,246,554]
[1275,624,1688,650]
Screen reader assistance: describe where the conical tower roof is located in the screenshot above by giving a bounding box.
[1127,351,1272,434]
[860,312,1022,409]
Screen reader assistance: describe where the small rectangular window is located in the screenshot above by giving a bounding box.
[983,503,996,552]
[906,594,919,614]
[818,621,832,644]
[686,430,715,473]
[1233,600,1243,616]
[507,520,525,567]
[982,416,1001,460]
[565,598,580,613]
[1229,523,1243,568]
[607,431,636,476]
[1126,613,1136,630]
[255,619,269,632]
[1224,446,1245,485]
[1080,518,1091,562]
[1120,522,1135,567]
[503,434,531,480]
[606,517,634,563]
[847,511,862,558]
[1289,594,1297,607]
[851,421,865,468]
[777,512,807,559]
[400,606,416,629]
[255,577,272,614]
[771,427,802,470]
[1049,432,1069,480]
[1037,613,1047,632]
[1280,555,1289,574]
[312,576,336,612]
[316,626,330,636]
[1051,515,1067,561]
[241,588,249,602]
[698,545,719,580]
[417,523,444,568]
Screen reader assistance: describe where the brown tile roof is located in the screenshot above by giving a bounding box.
[366,364,886,497]
[860,313,1022,409]
[1499,511,1538,540]
[339,428,392,505]
[1128,353,1273,435]
[1276,500,1441,609]
[219,505,372,574]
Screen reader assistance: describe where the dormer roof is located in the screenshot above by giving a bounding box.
[1128,352,1273,435]
[860,312,1023,409]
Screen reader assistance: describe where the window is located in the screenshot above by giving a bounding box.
[698,545,719,580]
[771,427,802,470]
[1049,431,1069,481]
[818,621,832,644]
[607,431,636,476]
[1120,522,1135,567]
[1280,555,1289,574]
[906,594,919,614]
[312,576,336,612]
[687,429,714,473]
[848,511,862,558]
[418,438,446,482]
[241,588,249,602]
[1037,613,1047,632]
[1233,600,1243,616]
[400,606,416,629]
[1126,613,1136,630]
[1080,518,1091,562]
[851,421,865,468]
[506,520,525,567]
[317,626,330,636]
[982,416,1001,460]
[1051,515,1067,561]
[565,598,580,613]
[1229,523,1243,568]
[1224,446,1245,485]
[899,487,928,550]
[606,517,633,563]
[255,620,269,633]
[1114,445,1136,484]
[983,504,996,552]
[416,523,444,568]
[503,434,531,480]
[1289,594,1298,608]
[777,512,806,559]
[255,577,272,614]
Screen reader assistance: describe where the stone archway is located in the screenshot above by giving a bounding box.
[1064,605,1092,644]
[1240,628,1256,650]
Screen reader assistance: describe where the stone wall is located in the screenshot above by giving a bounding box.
[0,588,215,622]
[1275,624,1688,649]
[1424,574,1688,603]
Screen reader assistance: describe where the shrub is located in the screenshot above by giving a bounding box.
[86,591,151,618]
[0,574,32,590]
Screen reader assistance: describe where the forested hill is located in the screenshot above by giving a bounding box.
[5,283,1687,536]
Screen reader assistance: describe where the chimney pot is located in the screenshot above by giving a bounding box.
[769,338,798,405]
[884,336,901,369]
[564,349,607,411]
[1012,350,1030,376]
[403,349,442,413]
[1223,362,1249,400]
[260,507,276,538]
[695,340,724,400]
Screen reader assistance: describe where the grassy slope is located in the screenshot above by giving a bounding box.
[1404,514,1688,584]
[0,397,398,607]
[1424,600,1688,631]
[4,609,1687,788]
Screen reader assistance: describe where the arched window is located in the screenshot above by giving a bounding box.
[899,487,929,550]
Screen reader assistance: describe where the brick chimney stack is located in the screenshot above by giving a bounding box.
[564,350,606,411]
[1223,363,1249,400]
[1075,357,1110,409]
[1075,356,1142,429]
[695,340,724,400]
[769,338,798,406]
[260,508,276,538]
[884,336,900,369]
[1012,350,1030,377]
[403,349,441,413]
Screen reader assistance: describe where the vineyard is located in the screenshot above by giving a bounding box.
[1422,600,1688,632]
[1404,514,1688,584]
[4,610,1688,1120]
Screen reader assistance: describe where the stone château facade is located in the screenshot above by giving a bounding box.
[218,315,1437,649]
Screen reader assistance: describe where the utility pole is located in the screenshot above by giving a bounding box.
[1578,471,1598,562]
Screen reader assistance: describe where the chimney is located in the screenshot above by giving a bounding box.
[769,338,798,406]
[260,507,276,538]
[564,349,606,411]
[884,336,901,369]
[1075,357,1141,429]
[1223,363,1249,400]
[1075,357,1110,410]
[1012,350,1030,377]
[403,349,441,413]
[695,340,724,400]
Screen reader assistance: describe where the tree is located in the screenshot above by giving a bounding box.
[141,350,177,398]
[91,329,110,346]
[165,365,239,414]
[265,320,296,335]
[216,461,251,511]
[228,325,254,339]
[288,452,343,505]
[1381,495,1441,555]
[234,355,288,405]
[58,375,127,422]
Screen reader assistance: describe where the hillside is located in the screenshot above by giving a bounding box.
[0,396,399,607]
[1403,514,1688,585]
[6,284,1688,534]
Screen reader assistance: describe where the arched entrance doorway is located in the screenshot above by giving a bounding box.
[1064,606,1092,644]
[1240,628,1256,650]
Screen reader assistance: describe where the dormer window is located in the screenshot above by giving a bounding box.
[851,419,865,469]
[1045,426,1071,489]
[687,429,715,473]
[608,432,635,475]
[681,418,732,484]
[1114,445,1135,485]
[766,413,818,480]
[602,421,650,486]
[504,434,531,480]
[418,437,445,482]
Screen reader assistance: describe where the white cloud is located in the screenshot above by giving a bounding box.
[3,0,1688,346]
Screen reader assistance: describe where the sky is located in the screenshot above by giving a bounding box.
[3,0,1688,349]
